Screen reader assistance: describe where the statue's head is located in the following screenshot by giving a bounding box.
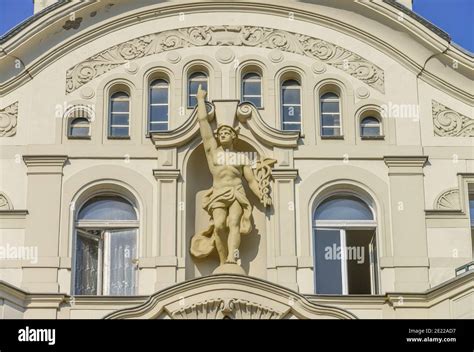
[216,125,237,148]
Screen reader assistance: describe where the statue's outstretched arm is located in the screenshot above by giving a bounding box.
[196,85,217,156]
[243,165,262,200]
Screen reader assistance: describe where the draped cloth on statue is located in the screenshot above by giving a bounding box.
[190,185,253,258]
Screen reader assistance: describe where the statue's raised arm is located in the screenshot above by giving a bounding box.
[196,85,218,166]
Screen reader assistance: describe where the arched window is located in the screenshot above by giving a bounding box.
[149,79,169,132]
[242,72,262,108]
[74,195,138,296]
[109,92,130,138]
[320,92,341,137]
[281,79,301,131]
[69,118,90,138]
[360,116,382,138]
[188,72,208,108]
[313,195,377,295]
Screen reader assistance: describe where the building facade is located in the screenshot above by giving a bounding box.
[0,0,473,319]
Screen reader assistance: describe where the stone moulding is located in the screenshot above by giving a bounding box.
[0,102,18,137]
[66,25,385,94]
[432,100,474,137]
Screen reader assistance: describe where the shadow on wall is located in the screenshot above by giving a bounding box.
[185,141,267,279]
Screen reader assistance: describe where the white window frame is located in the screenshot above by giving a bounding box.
[109,92,130,138]
[281,80,302,131]
[187,72,208,108]
[320,93,342,137]
[241,72,263,108]
[74,224,139,296]
[313,223,378,295]
[149,79,170,132]
[68,117,91,139]
[360,116,382,137]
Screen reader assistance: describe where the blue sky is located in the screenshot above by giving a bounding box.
[0,0,473,52]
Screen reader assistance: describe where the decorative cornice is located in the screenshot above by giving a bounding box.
[432,101,474,137]
[23,155,68,175]
[65,25,385,94]
[0,102,18,137]
[272,169,299,180]
[153,169,181,180]
[384,156,428,168]
[434,188,461,210]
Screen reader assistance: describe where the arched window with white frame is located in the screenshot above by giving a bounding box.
[320,92,342,137]
[73,195,138,296]
[109,91,130,138]
[242,72,262,108]
[149,79,169,132]
[313,194,378,295]
[281,79,301,131]
[188,71,208,108]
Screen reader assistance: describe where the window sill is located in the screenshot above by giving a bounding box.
[108,136,131,140]
[68,136,91,140]
[321,135,344,140]
[361,136,385,140]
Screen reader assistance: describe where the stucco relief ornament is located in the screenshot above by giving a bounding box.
[190,85,275,275]
[0,193,12,210]
[66,26,384,93]
[432,100,474,137]
[0,102,18,137]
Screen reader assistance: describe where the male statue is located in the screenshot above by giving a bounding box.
[190,85,273,271]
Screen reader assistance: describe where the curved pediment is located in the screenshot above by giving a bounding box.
[0,1,471,103]
[151,101,299,148]
[104,274,356,319]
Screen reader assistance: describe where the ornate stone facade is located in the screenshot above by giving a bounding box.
[65,26,385,94]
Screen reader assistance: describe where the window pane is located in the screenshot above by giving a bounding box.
[108,230,137,296]
[243,96,262,108]
[282,87,300,105]
[74,234,99,295]
[322,114,340,127]
[70,118,90,137]
[188,73,208,107]
[110,114,129,126]
[469,197,474,225]
[150,106,169,122]
[282,106,301,122]
[321,127,342,137]
[361,126,380,136]
[111,100,129,113]
[243,80,261,96]
[346,230,374,294]
[314,229,342,294]
[321,92,338,100]
[321,101,339,113]
[110,127,129,137]
[78,196,137,221]
[283,123,301,131]
[149,122,168,131]
[150,87,168,104]
[314,196,373,221]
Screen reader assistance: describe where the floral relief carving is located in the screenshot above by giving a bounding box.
[0,102,18,137]
[66,26,385,93]
[432,101,474,137]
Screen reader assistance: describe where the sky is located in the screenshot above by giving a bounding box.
[0,0,473,52]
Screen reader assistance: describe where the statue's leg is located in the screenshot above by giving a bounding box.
[226,201,243,264]
[212,208,228,265]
